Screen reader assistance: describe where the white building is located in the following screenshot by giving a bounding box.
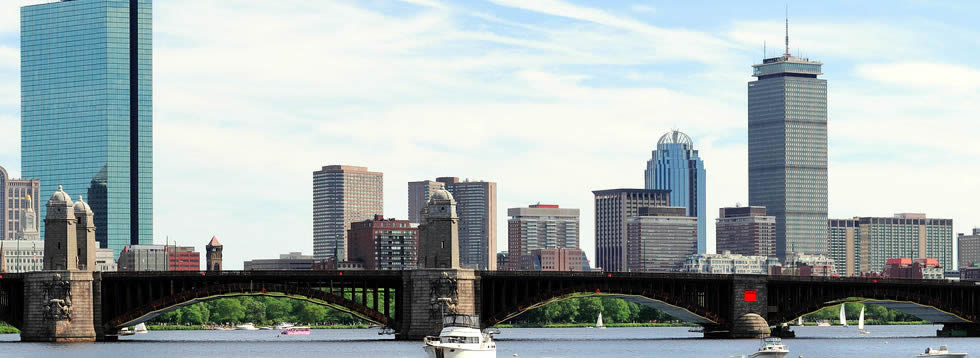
[1,240,44,273]
[682,251,778,275]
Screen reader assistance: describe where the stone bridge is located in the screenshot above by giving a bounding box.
[1,269,978,341]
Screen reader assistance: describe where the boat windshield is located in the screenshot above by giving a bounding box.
[442,336,480,344]
[442,315,480,329]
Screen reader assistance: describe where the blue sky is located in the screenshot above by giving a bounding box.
[1,0,978,269]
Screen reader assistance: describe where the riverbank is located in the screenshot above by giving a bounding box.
[147,324,372,331]
[0,325,19,334]
[495,322,697,328]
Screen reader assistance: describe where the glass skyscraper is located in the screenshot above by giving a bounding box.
[748,51,828,260]
[644,130,706,254]
[21,0,153,256]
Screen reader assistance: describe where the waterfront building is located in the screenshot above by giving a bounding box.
[506,204,580,270]
[0,166,41,241]
[0,240,44,273]
[958,229,980,269]
[963,265,980,282]
[716,205,776,257]
[626,206,698,272]
[348,215,419,270]
[22,0,153,253]
[118,244,200,271]
[593,189,670,272]
[777,253,836,277]
[644,130,707,254]
[748,39,828,260]
[529,248,588,271]
[418,189,460,269]
[313,165,384,262]
[882,258,944,280]
[496,251,509,269]
[681,251,778,275]
[95,248,117,272]
[206,236,223,271]
[827,214,954,276]
[244,252,315,271]
[407,180,446,224]
[435,177,496,270]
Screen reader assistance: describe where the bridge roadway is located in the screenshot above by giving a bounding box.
[0,269,977,341]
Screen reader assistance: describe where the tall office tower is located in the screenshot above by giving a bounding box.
[748,32,828,260]
[0,165,41,240]
[644,130,707,253]
[716,205,776,257]
[958,229,980,269]
[827,213,954,276]
[21,0,153,254]
[592,189,670,272]
[626,206,698,272]
[407,180,445,223]
[436,177,497,270]
[312,165,384,262]
[507,204,580,270]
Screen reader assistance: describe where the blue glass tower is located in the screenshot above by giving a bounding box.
[21,0,153,256]
[644,130,707,254]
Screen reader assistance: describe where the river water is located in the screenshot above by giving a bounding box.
[1,325,978,357]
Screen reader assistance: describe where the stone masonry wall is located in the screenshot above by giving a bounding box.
[20,271,96,342]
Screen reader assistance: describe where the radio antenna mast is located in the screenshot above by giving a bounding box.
[784,5,790,56]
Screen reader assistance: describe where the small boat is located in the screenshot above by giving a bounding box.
[134,323,148,334]
[595,312,606,329]
[235,323,259,331]
[748,337,789,358]
[918,346,968,357]
[281,326,311,335]
[839,305,848,327]
[118,327,135,336]
[858,307,870,334]
[816,320,831,327]
[274,322,294,330]
[423,314,496,358]
[259,326,274,330]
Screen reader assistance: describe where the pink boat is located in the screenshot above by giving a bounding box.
[280,326,311,335]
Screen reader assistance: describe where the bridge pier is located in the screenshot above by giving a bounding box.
[937,323,980,337]
[718,275,772,339]
[20,271,98,342]
[395,269,479,340]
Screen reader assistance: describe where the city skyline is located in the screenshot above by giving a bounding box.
[0,1,977,269]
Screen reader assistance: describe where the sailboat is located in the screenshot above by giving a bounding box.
[797,317,803,326]
[839,305,848,327]
[596,312,606,329]
[858,307,870,334]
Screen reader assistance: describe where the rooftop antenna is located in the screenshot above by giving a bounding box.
[784,4,790,56]
[763,40,766,59]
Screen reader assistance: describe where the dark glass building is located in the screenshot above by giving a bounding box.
[644,130,706,254]
[21,0,153,255]
[748,49,827,260]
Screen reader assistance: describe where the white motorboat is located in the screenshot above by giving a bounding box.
[134,322,148,334]
[858,307,870,334]
[423,314,496,358]
[274,322,294,330]
[235,323,259,331]
[816,320,831,327]
[595,312,606,329]
[118,327,135,336]
[918,345,968,357]
[839,304,848,327]
[748,337,789,358]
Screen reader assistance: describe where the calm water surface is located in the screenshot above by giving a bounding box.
[1,325,979,357]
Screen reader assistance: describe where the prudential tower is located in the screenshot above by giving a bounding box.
[747,23,828,260]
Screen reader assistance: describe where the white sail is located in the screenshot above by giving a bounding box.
[798,316,803,326]
[839,305,847,326]
[596,312,604,328]
[858,307,865,330]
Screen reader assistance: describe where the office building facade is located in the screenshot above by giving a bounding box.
[529,248,588,271]
[435,177,496,270]
[828,214,953,276]
[716,205,776,257]
[0,165,42,241]
[626,206,698,272]
[244,252,315,271]
[22,0,153,254]
[407,180,445,224]
[748,50,828,260]
[958,229,980,269]
[348,215,419,270]
[506,204,579,270]
[645,130,706,254]
[593,188,670,272]
[312,165,383,262]
[0,240,44,273]
[681,251,778,275]
[117,244,198,271]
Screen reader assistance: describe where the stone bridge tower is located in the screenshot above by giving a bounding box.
[418,189,460,269]
[206,236,223,271]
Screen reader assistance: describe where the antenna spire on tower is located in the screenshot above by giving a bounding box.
[784,5,790,56]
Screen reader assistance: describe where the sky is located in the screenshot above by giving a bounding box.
[0,0,978,269]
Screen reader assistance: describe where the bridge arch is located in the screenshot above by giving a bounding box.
[490,291,718,326]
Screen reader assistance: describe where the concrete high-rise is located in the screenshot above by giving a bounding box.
[506,204,580,270]
[407,180,445,224]
[645,130,706,254]
[312,165,384,262]
[435,177,496,270]
[626,206,698,272]
[592,188,670,272]
[0,165,41,241]
[716,206,776,257]
[748,38,828,260]
[827,213,953,276]
[959,229,980,269]
[21,0,153,254]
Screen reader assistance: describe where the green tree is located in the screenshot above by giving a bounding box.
[578,297,603,323]
[265,298,293,322]
[182,304,206,324]
[296,303,328,324]
[212,298,245,323]
[600,298,629,323]
[242,297,267,323]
